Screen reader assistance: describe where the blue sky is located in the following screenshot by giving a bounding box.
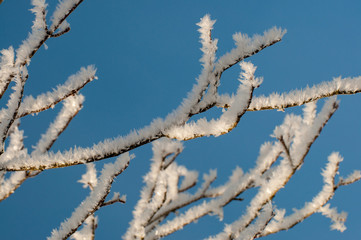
[1,0,361,239]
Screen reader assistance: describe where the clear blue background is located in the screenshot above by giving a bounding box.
[1,0,361,239]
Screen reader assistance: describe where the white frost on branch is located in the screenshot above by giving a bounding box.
[1,121,27,163]
[0,46,14,72]
[197,14,217,68]
[182,14,219,115]
[32,94,84,155]
[290,97,338,166]
[70,215,98,240]
[0,67,28,152]
[0,46,15,93]
[1,5,360,239]
[246,76,361,111]
[0,15,289,171]
[165,61,260,140]
[178,167,198,192]
[18,65,96,117]
[146,139,280,239]
[302,101,317,126]
[15,26,48,66]
[58,20,70,33]
[110,192,126,203]
[14,0,82,67]
[0,118,163,170]
[239,61,263,87]
[78,163,98,190]
[209,99,339,239]
[338,170,361,186]
[319,204,347,232]
[48,153,131,240]
[30,0,48,31]
[51,0,82,32]
[231,203,273,240]
[195,26,284,114]
[215,27,286,73]
[261,152,348,236]
[124,139,184,239]
[0,123,27,200]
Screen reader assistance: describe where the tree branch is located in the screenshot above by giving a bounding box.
[48,154,130,240]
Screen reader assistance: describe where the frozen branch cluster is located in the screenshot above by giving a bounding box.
[0,1,360,239]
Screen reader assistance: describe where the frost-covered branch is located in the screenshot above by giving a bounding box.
[101,192,127,207]
[0,0,84,100]
[0,16,285,171]
[337,170,361,187]
[136,137,280,239]
[48,154,131,240]
[70,214,98,240]
[50,20,71,38]
[15,0,82,67]
[1,2,361,239]
[0,67,28,153]
[0,47,15,99]
[124,139,219,240]
[249,75,361,111]
[217,75,361,112]
[32,94,84,154]
[15,0,48,66]
[215,27,286,75]
[18,66,96,118]
[165,62,260,140]
[191,27,285,116]
[137,99,343,239]
[209,99,339,239]
[0,1,93,206]
[70,164,126,239]
[235,203,274,240]
[0,94,84,202]
[0,123,27,201]
[5,21,357,171]
[50,0,83,34]
[192,14,217,107]
[259,153,361,237]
